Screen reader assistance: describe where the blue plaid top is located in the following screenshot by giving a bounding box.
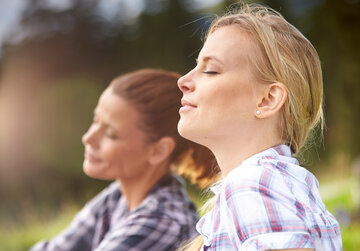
[31,174,198,251]
[197,145,342,250]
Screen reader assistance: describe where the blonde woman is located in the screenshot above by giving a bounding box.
[177,4,342,251]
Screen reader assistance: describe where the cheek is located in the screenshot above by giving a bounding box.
[102,143,125,164]
[103,142,144,166]
[203,86,237,112]
[205,85,255,120]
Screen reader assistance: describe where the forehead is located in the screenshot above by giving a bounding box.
[199,25,254,67]
[96,88,139,125]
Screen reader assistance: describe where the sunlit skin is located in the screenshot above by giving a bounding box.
[178,25,312,251]
[82,87,172,210]
[178,25,287,177]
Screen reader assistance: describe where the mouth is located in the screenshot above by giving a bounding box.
[84,150,102,163]
[180,98,197,113]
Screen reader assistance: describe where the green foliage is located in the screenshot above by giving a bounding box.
[0,204,79,251]
[320,176,358,213]
[342,224,360,251]
[303,0,360,158]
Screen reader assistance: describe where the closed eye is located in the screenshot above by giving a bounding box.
[105,130,118,140]
[203,71,218,75]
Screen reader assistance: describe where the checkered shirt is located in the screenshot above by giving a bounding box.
[30,174,198,251]
[197,145,342,250]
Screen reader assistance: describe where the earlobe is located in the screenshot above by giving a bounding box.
[148,137,176,166]
[256,82,287,118]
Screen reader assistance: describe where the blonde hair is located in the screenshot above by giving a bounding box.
[179,3,324,250]
[208,4,324,154]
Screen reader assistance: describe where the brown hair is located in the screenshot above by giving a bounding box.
[110,68,219,187]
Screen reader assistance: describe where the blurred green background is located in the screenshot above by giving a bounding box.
[0,0,359,250]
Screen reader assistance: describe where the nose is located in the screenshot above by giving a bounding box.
[177,70,195,93]
[82,123,100,148]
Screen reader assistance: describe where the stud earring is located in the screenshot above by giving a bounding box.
[256,110,261,115]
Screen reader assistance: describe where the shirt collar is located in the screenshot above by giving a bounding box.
[209,180,223,195]
[210,145,293,195]
[241,144,292,164]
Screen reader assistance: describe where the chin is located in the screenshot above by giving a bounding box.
[83,162,106,180]
[177,121,205,146]
[83,165,98,179]
[177,121,192,139]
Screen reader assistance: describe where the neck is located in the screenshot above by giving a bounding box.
[208,121,283,177]
[117,162,169,211]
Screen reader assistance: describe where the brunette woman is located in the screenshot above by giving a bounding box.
[31,69,217,251]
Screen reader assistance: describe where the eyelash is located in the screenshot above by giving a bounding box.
[105,129,118,140]
[203,71,218,75]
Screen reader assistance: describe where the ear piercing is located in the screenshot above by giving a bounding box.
[256,110,261,115]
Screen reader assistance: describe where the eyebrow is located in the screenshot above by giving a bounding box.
[196,55,224,65]
[93,109,117,130]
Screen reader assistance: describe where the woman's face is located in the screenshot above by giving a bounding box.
[82,87,154,181]
[177,25,260,145]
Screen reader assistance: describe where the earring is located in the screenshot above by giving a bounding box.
[256,110,261,115]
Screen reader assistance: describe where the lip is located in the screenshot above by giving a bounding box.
[181,99,196,107]
[180,98,197,113]
[84,150,102,163]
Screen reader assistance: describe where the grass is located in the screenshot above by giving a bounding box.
[341,224,360,250]
[319,175,360,250]
[1,175,359,251]
[0,204,80,251]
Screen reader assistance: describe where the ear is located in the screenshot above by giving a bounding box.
[255,82,287,118]
[148,137,176,166]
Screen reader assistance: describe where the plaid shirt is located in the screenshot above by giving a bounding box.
[31,174,198,251]
[197,145,342,250]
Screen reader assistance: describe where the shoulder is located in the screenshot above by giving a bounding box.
[84,181,121,214]
[98,213,187,251]
[105,197,197,251]
[223,151,305,198]
[222,156,307,220]
[224,159,284,198]
[220,159,306,224]
[129,175,198,237]
[217,159,318,247]
[148,174,198,217]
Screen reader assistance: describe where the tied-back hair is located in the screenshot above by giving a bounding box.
[207,4,324,155]
[179,2,324,250]
[110,68,220,188]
